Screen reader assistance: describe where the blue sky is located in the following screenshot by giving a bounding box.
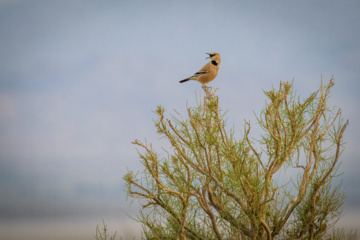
[0,1,359,239]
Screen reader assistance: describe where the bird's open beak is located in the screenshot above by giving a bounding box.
[205,53,210,59]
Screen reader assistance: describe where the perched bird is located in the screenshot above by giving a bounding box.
[179,52,221,85]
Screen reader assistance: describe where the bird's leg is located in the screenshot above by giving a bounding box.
[202,84,212,91]
[202,84,213,100]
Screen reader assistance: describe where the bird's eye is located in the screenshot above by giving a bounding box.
[209,54,215,57]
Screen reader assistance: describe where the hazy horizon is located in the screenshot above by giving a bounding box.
[0,1,359,239]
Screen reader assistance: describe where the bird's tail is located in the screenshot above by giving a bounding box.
[179,78,191,83]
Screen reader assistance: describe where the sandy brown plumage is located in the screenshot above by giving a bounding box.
[179,52,221,85]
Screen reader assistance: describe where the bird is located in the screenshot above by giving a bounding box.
[179,52,221,85]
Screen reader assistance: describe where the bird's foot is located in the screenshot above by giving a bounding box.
[202,85,214,100]
[202,84,212,91]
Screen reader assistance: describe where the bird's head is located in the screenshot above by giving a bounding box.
[206,52,221,65]
[206,52,221,62]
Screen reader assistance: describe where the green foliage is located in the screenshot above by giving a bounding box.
[94,220,118,240]
[329,228,357,240]
[123,78,355,240]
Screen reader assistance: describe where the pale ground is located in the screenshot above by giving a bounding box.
[0,207,358,240]
[0,215,142,240]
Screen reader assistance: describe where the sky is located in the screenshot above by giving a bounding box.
[0,0,359,239]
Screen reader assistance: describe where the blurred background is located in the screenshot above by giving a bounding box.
[0,1,359,239]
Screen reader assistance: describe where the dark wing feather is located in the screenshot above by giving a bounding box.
[193,71,209,76]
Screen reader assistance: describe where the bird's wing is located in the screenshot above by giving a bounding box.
[193,70,209,76]
[192,62,211,77]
